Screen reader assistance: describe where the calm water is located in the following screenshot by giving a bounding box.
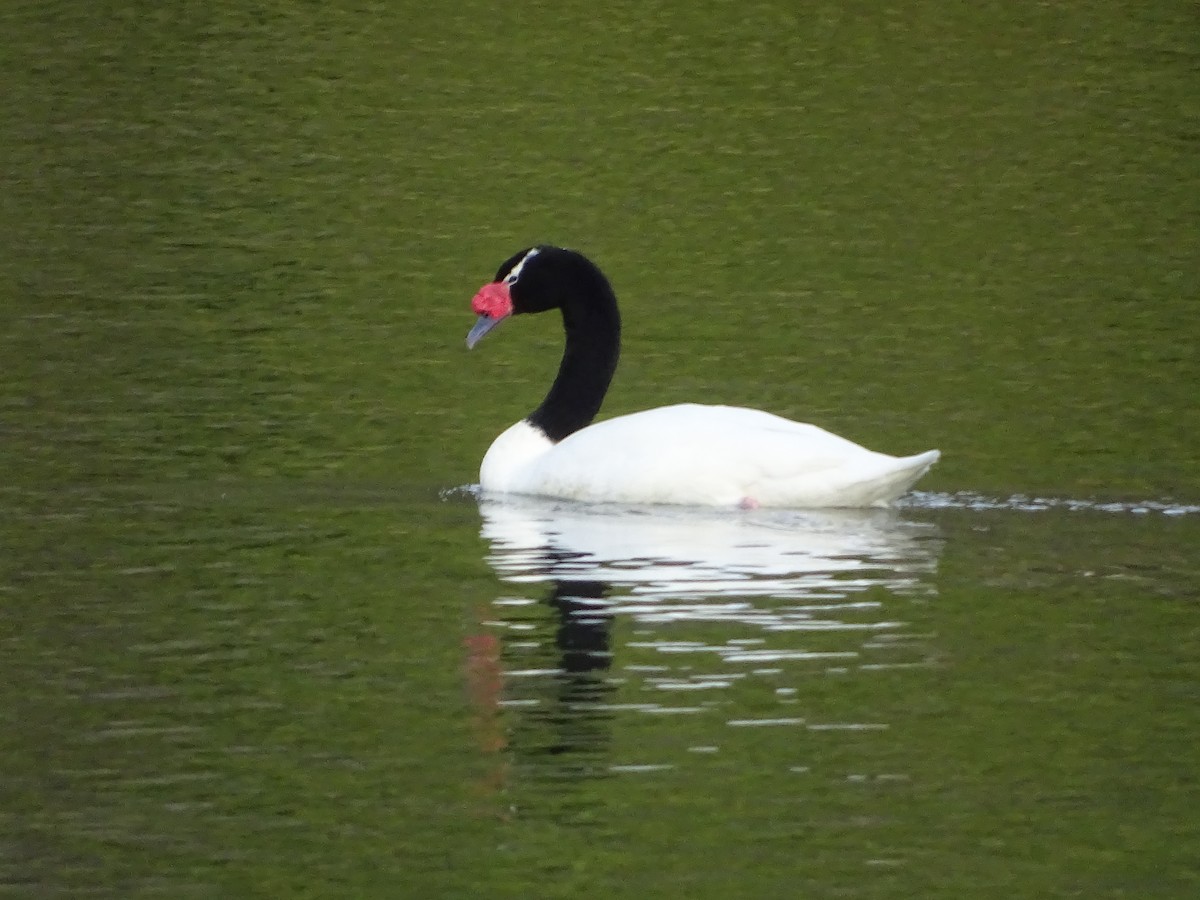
[3,1,1198,897]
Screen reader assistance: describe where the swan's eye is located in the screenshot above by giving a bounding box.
[503,247,540,286]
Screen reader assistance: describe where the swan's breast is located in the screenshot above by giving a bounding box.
[480,420,554,492]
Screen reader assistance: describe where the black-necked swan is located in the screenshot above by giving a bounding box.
[465,246,939,508]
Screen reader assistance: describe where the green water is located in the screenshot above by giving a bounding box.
[2,1,1198,897]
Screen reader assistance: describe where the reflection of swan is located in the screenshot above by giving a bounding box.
[479,495,941,603]
[471,495,944,786]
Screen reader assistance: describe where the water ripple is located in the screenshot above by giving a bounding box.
[903,490,1199,516]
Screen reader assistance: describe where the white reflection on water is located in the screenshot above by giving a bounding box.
[479,495,942,603]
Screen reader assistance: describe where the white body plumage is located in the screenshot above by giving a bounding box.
[481,404,939,508]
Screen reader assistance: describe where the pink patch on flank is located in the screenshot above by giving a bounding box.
[472,281,512,318]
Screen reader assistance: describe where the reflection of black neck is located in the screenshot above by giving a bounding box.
[527,263,621,443]
[549,579,612,675]
[539,579,614,762]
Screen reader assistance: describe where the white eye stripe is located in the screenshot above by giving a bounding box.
[503,246,541,285]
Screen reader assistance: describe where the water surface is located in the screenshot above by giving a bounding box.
[2,1,1197,897]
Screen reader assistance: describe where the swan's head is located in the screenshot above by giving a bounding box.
[466,246,613,348]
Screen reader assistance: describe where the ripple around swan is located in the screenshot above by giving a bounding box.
[902,490,1200,516]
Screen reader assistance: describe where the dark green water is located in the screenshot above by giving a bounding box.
[2,1,1198,897]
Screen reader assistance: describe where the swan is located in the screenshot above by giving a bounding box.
[465,246,939,508]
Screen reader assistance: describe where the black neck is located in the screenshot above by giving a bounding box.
[527,263,621,443]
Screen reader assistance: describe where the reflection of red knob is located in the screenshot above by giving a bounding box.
[464,632,506,753]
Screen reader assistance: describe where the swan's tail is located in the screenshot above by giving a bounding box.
[766,448,940,508]
[866,449,940,507]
